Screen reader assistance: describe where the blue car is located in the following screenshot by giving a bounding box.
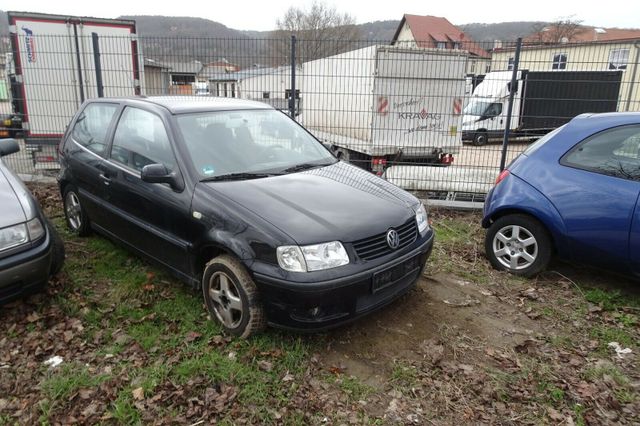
[483,112,640,277]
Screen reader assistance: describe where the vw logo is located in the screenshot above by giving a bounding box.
[386,229,400,250]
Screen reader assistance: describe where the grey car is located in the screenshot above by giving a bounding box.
[0,139,64,303]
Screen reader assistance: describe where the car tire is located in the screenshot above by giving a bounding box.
[45,218,65,275]
[63,185,91,236]
[473,131,488,146]
[202,254,266,338]
[485,214,551,277]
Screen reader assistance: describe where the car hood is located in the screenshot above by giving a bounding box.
[0,164,27,227]
[202,161,419,245]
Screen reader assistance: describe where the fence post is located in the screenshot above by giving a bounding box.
[289,35,296,120]
[500,37,522,172]
[91,32,104,98]
[72,24,85,103]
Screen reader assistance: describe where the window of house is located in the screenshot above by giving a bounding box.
[552,53,568,70]
[231,83,236,98]
[453,42,462,50]
[561,125,640,181]
[71,103,119,155]
[507,57,515,71]
[110,107,176,173]
[436,41,447,49]
[470,61,476,74]
[609,48,629,70]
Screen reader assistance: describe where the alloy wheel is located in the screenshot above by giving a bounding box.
[207,271,244,328]
[492,224,538,271]
[65,192,82,230]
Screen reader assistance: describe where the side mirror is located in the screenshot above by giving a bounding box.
[141,163,184,192]
[0,139,20,157]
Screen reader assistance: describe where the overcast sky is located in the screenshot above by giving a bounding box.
[7,0,639,31]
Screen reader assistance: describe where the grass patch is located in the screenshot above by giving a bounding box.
[390,361,418,390]
[589,325,634,352]
[40,363,110,407]
[583,363,629,386]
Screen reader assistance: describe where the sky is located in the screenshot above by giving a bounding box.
[6,0,640,31]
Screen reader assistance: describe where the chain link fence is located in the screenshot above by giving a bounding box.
[2,29,639,206]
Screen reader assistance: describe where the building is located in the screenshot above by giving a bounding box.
[491,28,640,111]
[391,14,490,75]
[142,58,171,95]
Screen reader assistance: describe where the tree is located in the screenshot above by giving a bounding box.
[270,1,362,62]
[530,17,587,44]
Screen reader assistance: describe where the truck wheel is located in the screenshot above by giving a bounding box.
[473,131,488,146]
[45,218,65,275]
[485,214,552,277]
[202,254,266,338]
[63,185,91,236]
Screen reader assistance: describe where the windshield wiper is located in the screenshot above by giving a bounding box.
[200,172,280,182]
[282,162,332,173]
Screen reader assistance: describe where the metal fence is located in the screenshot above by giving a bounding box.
[2,34,639,206]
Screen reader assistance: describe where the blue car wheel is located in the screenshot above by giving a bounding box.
[485,214,552,277]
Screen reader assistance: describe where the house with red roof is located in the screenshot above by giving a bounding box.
[391,14,491,75]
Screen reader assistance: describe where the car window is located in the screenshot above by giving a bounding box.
[110,107,176,173]
[561,125,640,181]
[176,109,335,178]
[71,103,118,155]
[486,103,502,117]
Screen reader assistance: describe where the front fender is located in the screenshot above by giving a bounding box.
[482,174,570,258]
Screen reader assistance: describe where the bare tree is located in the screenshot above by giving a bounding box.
[530,17,587,44]
[270,1,362,62]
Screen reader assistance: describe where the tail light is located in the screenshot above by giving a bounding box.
[495,169,510,185]
[440,154,454,165]
[371,157,387,176]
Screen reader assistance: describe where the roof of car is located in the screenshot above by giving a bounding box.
[114,96,274,114]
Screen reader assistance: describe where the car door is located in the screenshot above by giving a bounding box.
[629,194,640,276]
[63,102,120,226]
[100,106,193,277]
[549,124,640,272]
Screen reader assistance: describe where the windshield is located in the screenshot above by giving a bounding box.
[463,101,492,116]
[176,109,336,179]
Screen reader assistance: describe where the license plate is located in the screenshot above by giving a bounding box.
[372,255,421,293]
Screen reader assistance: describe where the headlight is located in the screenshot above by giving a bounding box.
[277,241,349,272]
[0,218,46,252]
[415,204,429,234]
[0,223,29,251]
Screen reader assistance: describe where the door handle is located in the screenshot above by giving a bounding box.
[99,173,112,186]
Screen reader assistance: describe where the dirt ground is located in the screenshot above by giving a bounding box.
[1,185,638,424]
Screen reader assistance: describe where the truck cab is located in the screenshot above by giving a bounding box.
[462,71,522,146]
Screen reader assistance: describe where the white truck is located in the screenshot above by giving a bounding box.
[462,69,623,146]
[6,12,142,169]
[300,45,468,174]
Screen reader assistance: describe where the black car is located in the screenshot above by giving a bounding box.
[0,139,64,303]
[58,97,434,337]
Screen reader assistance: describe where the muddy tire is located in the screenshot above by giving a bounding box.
[63,185,91,236]
[45,218,65,275]
[473,131,488,146]
[485,214,551,277]
[202,254,266,338]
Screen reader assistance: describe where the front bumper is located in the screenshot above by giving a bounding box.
[253,231,434,331]
[0,231,52,304]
